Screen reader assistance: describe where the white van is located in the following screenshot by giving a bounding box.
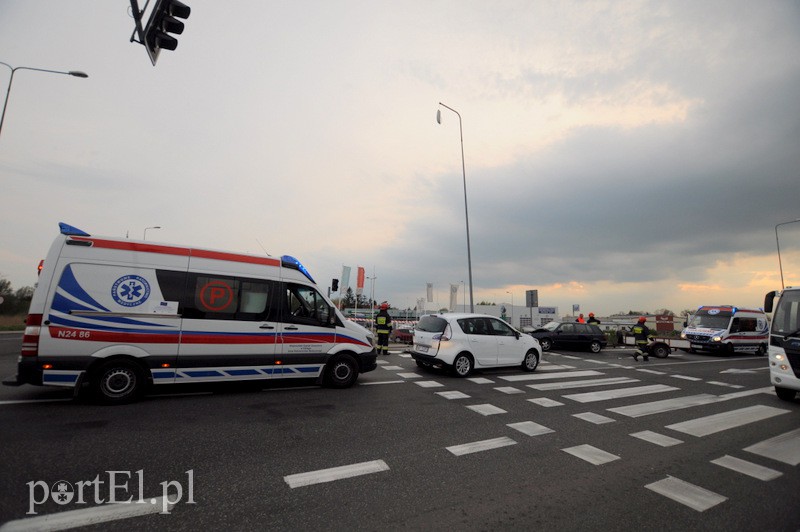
[680,305,768,355]
[4,223,377,403]
[764,287,800,401]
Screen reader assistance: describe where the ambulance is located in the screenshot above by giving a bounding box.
[680,305,769,355]
[764,287,800,401]
[4,223,377,403]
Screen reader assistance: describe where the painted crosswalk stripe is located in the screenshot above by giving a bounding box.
[608,394,718,418]
[564,384,678,403]
[500,370,604,382]
[415,380,445,388]
[538,364,577,370]
[707,381,744,389]
[562,444,619,465]
[467,377,494,384]
[447,436,517,456]
[630,430,683,447]
[495,386,525,394]
[381,365,404,370]
[573,412,615,424]
[711,455,782,481]
[396,372,422,379]
[671,375,702,381]
[666,405,790,437]
[436,391,470,400]
[528,397,564,407]
[645,476,727,511]
[636,369,666,375]
[744,427,800,466]
[527,377,637,391]
[284,460,389,488]
[467,404,507,416]
[507,421,555,436]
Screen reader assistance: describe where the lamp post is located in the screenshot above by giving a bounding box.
[506,291,514,326]
[775,218,800,289]
[437,102,474,313]
[143,226,161,240]
[0,62,88,139]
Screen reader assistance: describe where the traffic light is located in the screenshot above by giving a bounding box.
[331,279,339,292]
[143,0,191,65]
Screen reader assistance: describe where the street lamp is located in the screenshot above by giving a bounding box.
[775,218,800,289]
[0,62,88,139]
[437,102,474,313]
[506,291,514,325]
[143,226,161,240]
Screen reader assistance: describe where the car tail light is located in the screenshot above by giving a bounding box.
[37,260,44,276]
[21,314,43,357]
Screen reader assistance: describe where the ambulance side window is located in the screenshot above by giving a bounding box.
[183,274,276,321]
[155,270,187,312]
[283,284,333,327]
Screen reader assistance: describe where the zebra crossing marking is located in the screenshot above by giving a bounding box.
[527,377,637,391]
[447,436,517,456]
[710,455,782,481]
[563,384,679,404]
[435,390,470,400]
[706,381,744,389]
[562,444,619,465]
[501,370,604,382]
[467,404,507,416]
[528,397,564,407]
[630,430,683,447]
[573,412,615,425]
[608,394,718,418]
[415,380,445,388]
[284,459,390,489]
[744,427,800,466]
[507,421,555,436]
[381,365,404,371]
[666,405,790,437]
[396,372,422,379]
[645,476,727,511]
[467,377,494,384]
[671,375,702,381]
[495,386,525,394]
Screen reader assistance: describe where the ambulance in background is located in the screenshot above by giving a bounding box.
[764,287,800,401]
[3,223,377,403]
[680,305,768,355]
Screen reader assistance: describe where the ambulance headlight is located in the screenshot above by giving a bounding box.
[712,336,722,342]
[775,354,784,361]
[680,332,687,339]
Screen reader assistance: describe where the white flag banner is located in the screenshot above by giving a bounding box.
[426,283,433,303]
[449,284,459,311]
[341,266,351,293]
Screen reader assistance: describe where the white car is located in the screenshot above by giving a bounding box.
[410,313,541,377]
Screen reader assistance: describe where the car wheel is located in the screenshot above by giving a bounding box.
[92,359,145,404]
[589,341,602,353]
[452,353,473,377]
[651,344,670,358]
[521,350,539,372]
[775,387,797,401]
[756,344,767,356]
[540,338,552,351]
[324,353,359,388]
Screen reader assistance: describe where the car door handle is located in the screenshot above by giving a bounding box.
[259,324,274,329]
[284,326,299,330]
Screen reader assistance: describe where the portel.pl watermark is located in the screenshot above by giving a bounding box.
[26,469,195,515]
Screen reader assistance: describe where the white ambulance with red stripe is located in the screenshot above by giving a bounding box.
[5,223,377,403]
[680,305,769,355]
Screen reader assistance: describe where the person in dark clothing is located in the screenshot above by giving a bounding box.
[632,316,650,362]
[375,302,392,355]
[587,313,600,325]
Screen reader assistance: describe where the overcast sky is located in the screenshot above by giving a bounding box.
[1,1,799,317]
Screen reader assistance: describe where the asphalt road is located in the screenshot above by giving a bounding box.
[0,333,798,531]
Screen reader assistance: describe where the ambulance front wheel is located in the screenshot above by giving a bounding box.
[92,359,146,404]
[324,354,359,388]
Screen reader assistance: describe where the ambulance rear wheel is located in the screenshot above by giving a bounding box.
[324,354,358,388]
[92,359,145,404]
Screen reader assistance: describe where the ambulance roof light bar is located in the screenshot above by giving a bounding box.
[281,255,316,284]
[59,222,91,237]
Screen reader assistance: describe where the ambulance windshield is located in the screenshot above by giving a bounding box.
[687,310,732,330]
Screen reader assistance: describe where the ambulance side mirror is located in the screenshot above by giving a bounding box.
[764,291,777,313]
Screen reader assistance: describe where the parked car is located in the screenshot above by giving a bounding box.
[410,313,541,377]
[391,327,414,344]
[528,321,607,353]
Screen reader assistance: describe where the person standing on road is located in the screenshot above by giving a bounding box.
[632,316,650,362]
[375,302,392,356]
[576,313,586,323]
[587,313,600,325]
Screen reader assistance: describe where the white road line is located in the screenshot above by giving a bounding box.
[608,394,718,418]
[671,375,702,381]
[710,455,782,481]
[636,369,666,375]
[414,381,445,388]
[466,404,507,416]
[0,398,73,406]
[467,377,494,384]
[630,430,683,447]
[396,372,422,379]
[447,436,517,456]
[507,421,555,436]
[666,405,790,437]
[562,444,619,465]
[527,398,564,407]
[526,377,637,391]
[585,359,605,364]
[645,476,727,512]
[538,364,577,370]
[718,387,773,399]
[435,391,470,400]
[375,360,389,365]
[494,386,524,394]
[744,427,800,466]
[573,412,615,424]
[381,365,404,371]
[564,384,679,403]
[284,459,389,488]
[0,497,174,532]
[360,380,405,386]
[500,370,604,382]
[706,381,744,389]
[398,354,411,358]
[561,355,580,360]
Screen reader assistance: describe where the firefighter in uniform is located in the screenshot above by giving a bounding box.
[632,316,650,362]
[587,312,600,325]
[375,302,392,356]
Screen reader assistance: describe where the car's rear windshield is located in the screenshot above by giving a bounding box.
[416,315,448,333]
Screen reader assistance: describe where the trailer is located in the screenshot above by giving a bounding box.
[623,336,690,358]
